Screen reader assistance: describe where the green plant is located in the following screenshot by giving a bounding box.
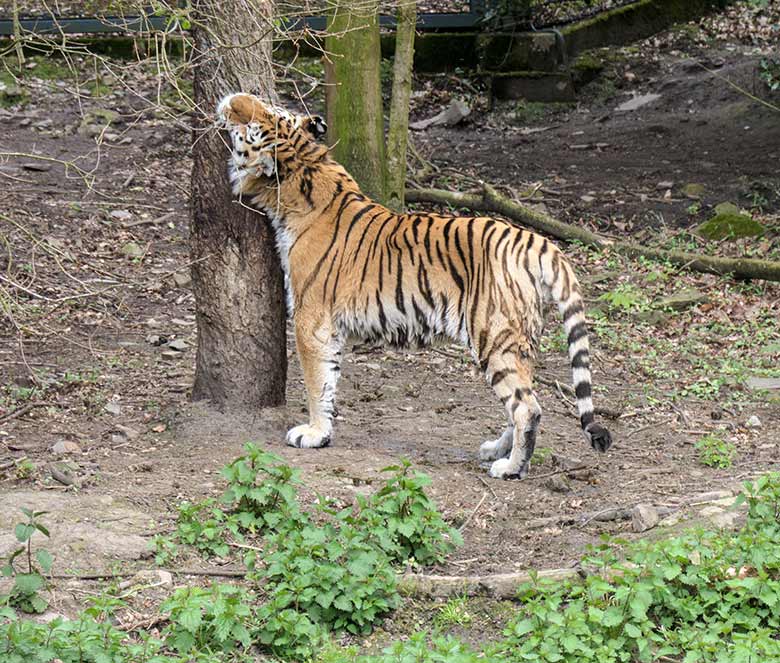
[597,283,649,314]
[161,584,254,654]
[436,596,473,628]
[351,460,462,566]
[759,58,780,92]
[259,517,399,635]
[1,509,52,614]
[695,433,736,468]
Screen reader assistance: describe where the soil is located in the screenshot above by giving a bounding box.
[0,3,779,620]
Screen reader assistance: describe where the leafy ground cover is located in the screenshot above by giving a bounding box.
[3,450,780,662]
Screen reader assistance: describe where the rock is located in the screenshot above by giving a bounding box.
[120,242,144,259]
[580,195,596,203]
[104,401,121,416]
[631,504,659,532]
[21,162,51,172]
[657,288,708,311]
[746,377,780,391]
[166,338,188,352]
[51,440,81,455]
[146,333,165,346]
[170,271,192,289]
[656,180,674,190]
[409,98,471,131]
[161,350,180,361]
[551,454,583,471]
[635,309,670,326]
[110,209,132,221]
[545,474,571,493]
[697,209,764,240]
[745,415,762,429]
[699,505,740,530]
[681,183,705,199]
[119,569,173,590]
[33,119,54,129]
[615,93,661,112]
[114,424,140,440]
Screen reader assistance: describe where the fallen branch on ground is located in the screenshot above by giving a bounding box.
[405,185,780,282]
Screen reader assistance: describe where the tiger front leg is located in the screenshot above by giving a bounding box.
[286,319,343,449]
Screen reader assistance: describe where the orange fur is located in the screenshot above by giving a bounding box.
[216,93,612,477]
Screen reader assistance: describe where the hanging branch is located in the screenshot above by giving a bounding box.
[406,185,780,282]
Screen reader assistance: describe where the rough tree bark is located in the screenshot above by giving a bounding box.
[190,0,287,409]
[325,0,387,202]
[385,0,417,211]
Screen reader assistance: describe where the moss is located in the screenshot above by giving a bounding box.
[697,213,765,241]
[561,0,730,57]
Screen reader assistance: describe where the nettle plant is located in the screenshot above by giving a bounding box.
[1,508,53,614]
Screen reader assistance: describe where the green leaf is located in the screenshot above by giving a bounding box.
[14,524,34,543]
[177,606,202,633]
[35,549,53,573]
[13,573,44,595]
[624,623,642,639]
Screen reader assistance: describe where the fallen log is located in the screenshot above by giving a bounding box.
[405,185,780,282]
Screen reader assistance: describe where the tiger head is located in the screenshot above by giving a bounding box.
[216,93,327,189]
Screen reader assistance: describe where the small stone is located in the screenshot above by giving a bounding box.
[580,195,596,203]
[119,569,173,590]
[656,180,675,190]
[120,242,144,259]
[409,98,470,131]
[52,440,81,455]
[170,271,192,289]
[681,183,705,199]
[745,415,762,429]
[146,318,161,328]
[33,119,54,129]
[615,93,661,112]
[746,377,780,391]
[146,333,164,346]
[631,504,659,532]
[161,350,180,361]
[365,363,381,371]
[104,401,121,416]
[104,132,121,142]
[110,209,132,221]
[545,474,571,493]
[114,424,140,440]
[21,162,51,172]
[166,338,188,352]
[657,288,708,311]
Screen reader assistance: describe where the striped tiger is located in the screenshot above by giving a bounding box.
[216,93,612,479]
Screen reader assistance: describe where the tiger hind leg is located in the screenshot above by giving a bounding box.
[484,357,542,479]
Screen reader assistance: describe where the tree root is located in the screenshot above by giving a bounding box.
[405,185,780,282]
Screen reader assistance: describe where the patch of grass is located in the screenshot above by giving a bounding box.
[435,597,473,628]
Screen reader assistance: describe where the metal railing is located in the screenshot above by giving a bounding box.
[0,1,642,37]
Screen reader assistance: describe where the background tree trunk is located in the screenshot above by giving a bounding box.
[385,0,417,212]
[325,0,387,202]
[190,0,287,409]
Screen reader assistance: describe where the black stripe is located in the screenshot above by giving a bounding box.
[571,349,589,369]
[574,381,592,400]
[563,300,584,320]
[395,254,406,314]
[567,322,588,346]
[491,369,509,386]
[580,411,595,428]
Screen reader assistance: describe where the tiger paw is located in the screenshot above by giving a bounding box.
[479,436,511,461]
[488,458,528,480]
[286,425,331,449]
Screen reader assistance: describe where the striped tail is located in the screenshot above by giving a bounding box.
[542,248,612,453]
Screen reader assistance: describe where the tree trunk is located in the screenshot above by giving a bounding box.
[385,0,417,212]
[325,0,387,202]
[190,0,287,409]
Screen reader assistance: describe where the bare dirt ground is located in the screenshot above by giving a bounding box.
[1,3,779,617]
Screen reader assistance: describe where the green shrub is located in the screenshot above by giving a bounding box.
[350,460,463,566]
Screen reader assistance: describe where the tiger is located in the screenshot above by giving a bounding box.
[215,93,612,479]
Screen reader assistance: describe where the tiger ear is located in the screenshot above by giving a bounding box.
[303,115,327,139]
